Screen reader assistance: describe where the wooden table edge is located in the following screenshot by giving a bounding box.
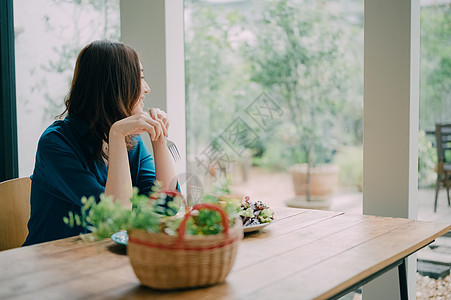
[317,223,451,300]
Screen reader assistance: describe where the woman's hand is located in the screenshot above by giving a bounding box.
[148,108,170,143]
[146,108,177,190]
[110,112,165,142]
[105,107,176,202]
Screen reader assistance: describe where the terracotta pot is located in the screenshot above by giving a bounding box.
[289,164,340,198]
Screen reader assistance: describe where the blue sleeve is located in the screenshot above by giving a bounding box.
[131,136,181,215]
[131,136,157,196]
[33,132,105,207]
[131,136,180,194]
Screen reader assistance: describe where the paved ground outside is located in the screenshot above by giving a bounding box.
[229,166,451,223]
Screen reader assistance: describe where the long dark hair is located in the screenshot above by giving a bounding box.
[61,40,141,161]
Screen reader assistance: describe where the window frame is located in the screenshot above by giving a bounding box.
[0,0,19,182]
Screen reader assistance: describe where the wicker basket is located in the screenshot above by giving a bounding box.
[127,203,243,290]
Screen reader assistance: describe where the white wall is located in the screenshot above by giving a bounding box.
[120,0,187,192]
[363,0,420,298]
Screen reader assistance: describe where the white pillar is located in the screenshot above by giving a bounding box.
[120,0,187,187]
[363,0,420,299]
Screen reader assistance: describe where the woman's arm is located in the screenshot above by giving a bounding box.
[105,129,133,208]
[148,108,178,191]
[152,140,177,191]
[105,112,165,207]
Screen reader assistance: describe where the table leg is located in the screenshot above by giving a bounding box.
[398,259,408,300]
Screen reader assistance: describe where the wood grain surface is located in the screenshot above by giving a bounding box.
[0,207,449,300]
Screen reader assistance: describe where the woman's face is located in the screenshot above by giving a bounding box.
[132,63,150,115]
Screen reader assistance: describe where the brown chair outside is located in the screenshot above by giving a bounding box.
[0,177,31,251]
[434,123,451,212]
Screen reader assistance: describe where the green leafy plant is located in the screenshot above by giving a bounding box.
[164,194,240,236]
[419,5,451,131]
[64,183,240,241]
[333,146,363,191]
[247,1,349,165]
[243,0,362,200]
[418,130,438,188]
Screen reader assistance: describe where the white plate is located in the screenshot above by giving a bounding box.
[243,220,274,233]
[111,231,128,246]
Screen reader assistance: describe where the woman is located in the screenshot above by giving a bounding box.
[23,40,177,246]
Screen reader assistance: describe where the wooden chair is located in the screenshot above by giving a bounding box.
[434,123,451,212]
[0,177,31,251]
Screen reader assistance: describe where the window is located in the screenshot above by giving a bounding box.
[184,0,364,211]
[418,0,451,219]
[14,0,120,177]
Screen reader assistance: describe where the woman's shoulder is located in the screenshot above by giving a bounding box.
[39,119,71,143]
[38,118,85,152]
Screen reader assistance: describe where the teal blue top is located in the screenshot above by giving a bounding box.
[23,116,165,246]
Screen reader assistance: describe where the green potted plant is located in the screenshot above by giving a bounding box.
[246,1,351,208]
[64,184,243,290]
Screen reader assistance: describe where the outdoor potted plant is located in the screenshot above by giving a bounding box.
[246,1,347,209]
[64,184,243,290]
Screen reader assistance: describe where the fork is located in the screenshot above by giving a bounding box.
[145,108,181,162]
[166,137,181,162]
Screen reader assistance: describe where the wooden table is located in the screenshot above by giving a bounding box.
[1,208,450,300]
